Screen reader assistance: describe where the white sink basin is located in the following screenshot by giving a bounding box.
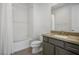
[54,35,68,39]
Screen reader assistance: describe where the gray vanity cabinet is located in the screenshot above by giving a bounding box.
[43,36,77,55]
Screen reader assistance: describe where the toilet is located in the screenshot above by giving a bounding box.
[31,36,43,54]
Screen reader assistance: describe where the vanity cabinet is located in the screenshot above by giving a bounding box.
[43,36,78,55]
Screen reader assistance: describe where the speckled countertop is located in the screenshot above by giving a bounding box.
[43,32,79,45]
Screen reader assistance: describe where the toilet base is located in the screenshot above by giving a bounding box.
[32,47,42,54]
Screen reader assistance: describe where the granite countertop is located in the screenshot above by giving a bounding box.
[43,32,79,45]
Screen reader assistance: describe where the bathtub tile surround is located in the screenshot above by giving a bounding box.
[12,4,30,52]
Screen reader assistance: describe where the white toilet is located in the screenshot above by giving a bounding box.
[31,36,43,54]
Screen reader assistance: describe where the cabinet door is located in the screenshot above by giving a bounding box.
[43,42,50,55]
[43,42,55,55]
[56,47,75,55]
[49,43,54,55]
[65,42,79,54]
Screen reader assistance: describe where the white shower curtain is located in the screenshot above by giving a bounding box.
[0,3,13,55]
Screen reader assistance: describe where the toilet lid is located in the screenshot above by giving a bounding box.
[31,41,42,45]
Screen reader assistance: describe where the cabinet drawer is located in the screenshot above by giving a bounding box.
[65,42,79,54]
[49,38,64,48]
[43,36,49,42]
[56,47,75,55]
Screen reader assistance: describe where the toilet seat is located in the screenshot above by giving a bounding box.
[31,41,42,45]
[31,41,42,47]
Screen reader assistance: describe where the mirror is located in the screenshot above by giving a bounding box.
[51,3,79,32]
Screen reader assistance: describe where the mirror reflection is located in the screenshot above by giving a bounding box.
[51,3,79,32]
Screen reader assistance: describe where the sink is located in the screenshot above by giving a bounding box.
[53,35,68,39]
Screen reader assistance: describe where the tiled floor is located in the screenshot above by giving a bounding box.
[12,48,43,55]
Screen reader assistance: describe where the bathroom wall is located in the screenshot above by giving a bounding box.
[27,3,52,40]
[27,3,34,39]
[32,3,52,40]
